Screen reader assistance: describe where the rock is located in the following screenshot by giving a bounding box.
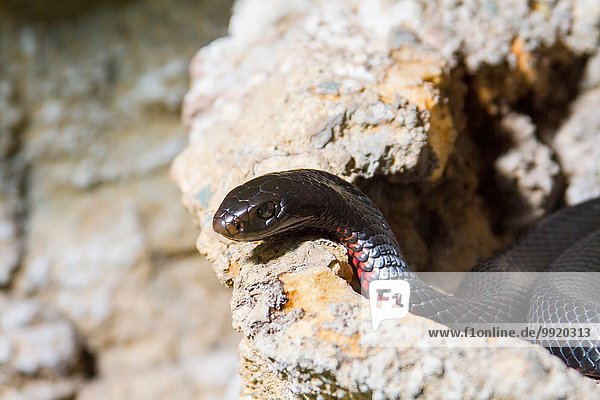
[0,80,24,287]
[553,88,600,205]
[495,113,562,226]
[0,297,82,382]
[78,349,240,400]
[581,49,600,91]
[174,1,466,281]
[417,1,594,114]
[0,199,20,287]
[18,184,147,327]
[172,0,600,398]
[418,0,596,71]
[0,380,78,400]
[230,237,599,399]
[554,50,600,205]
[1,0,239,398]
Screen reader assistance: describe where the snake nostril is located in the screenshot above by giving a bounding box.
[212,213,246,238]
[233,220,245,234]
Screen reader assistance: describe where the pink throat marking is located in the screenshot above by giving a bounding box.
[336,226,373,294]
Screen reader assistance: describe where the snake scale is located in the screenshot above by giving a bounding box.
[212,169,600,377]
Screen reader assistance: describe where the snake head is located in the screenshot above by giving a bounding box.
[212,172,314,241]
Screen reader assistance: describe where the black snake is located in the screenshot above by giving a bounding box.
[212,169,600,376]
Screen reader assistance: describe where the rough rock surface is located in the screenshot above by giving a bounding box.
[495,112,562,227]
[172,0,600,398]
[0,0,239,399]
[553,83,600,205]
[0,80,24,287]
[0,297,82,384]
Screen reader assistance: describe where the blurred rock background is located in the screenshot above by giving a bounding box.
[0,1,240,399]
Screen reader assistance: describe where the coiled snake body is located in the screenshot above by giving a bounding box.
[212,169,600,376]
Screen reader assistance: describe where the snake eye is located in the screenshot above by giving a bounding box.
[257,201,277,220]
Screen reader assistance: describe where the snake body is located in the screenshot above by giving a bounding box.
[212,169,600,376]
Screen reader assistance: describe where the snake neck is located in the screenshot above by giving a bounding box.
[334,224,410,293]
[278,170,415,295]
[310,183,412,294]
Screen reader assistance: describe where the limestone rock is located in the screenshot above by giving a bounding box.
[173,0,600,398]
[0,297,82,384]
[0,380,78,400]
[174,1,465,283]
[0,198,20,287]
[495,113,562,226]
[553,88,600,205]
[418,0,597,71]
[0,80,24,286]
[582,49,600,91]
[1,0,239,399]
